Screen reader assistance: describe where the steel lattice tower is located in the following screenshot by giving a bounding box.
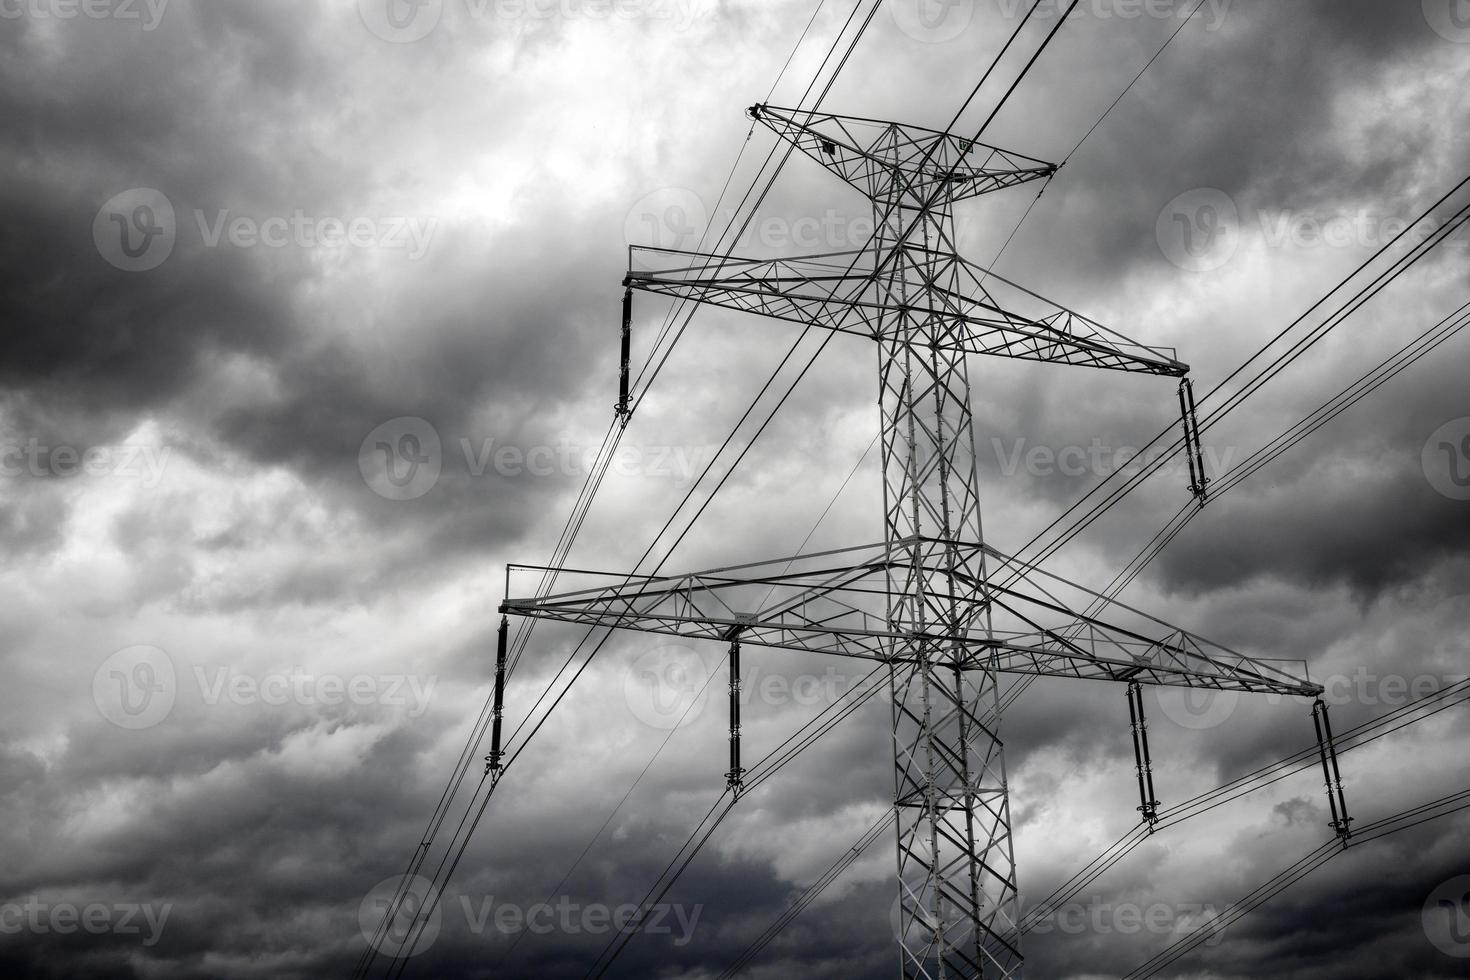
[501,105,1323,978]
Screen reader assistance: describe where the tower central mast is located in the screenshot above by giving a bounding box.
[502,104,1323,979]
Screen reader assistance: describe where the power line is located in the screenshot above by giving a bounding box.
[723,679,1470,975]
[708,236,1470,965]
[1126,786,1470,979]
[362,6,893,974]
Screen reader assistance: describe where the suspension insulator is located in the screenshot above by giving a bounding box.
[1127,682,1161,827]
[1177,377,1210,504]
[486,615,508,775]
[616,288,632,423]
[1312,699,1353,843]
[726,635,744,795]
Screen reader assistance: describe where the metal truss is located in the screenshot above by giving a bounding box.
[506,101,1317,979]
[502,539,1320,697]
[626,245,1186,376]
[746,105,1056,206]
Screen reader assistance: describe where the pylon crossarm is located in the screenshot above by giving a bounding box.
[748,104,1056,204]
[627,246,1187,375]
[627,246,884,340]
[500,541,1320,696]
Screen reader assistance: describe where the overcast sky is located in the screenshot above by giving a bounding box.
[3,1,1470,977]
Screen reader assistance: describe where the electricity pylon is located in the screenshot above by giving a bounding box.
[501,105,1322,978]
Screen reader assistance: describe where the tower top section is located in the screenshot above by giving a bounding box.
[747,104,1056,205]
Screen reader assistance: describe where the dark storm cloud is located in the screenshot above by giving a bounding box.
[985,0,1468,293]
[1,1,1468,979]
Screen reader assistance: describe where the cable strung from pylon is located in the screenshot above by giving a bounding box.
[723,229,1470,945]
[1125,785,1470,979]
[997,178,1470,592]
[715,805,896,978]
[363,6,897,976]
[553,6,1108,974]
[382,1,1446,975]
[998,287,1470,715]
[721,678,1470,975]
[699,270,1470,972]
[1088,297,1470,611]
[659,44,1470,980]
